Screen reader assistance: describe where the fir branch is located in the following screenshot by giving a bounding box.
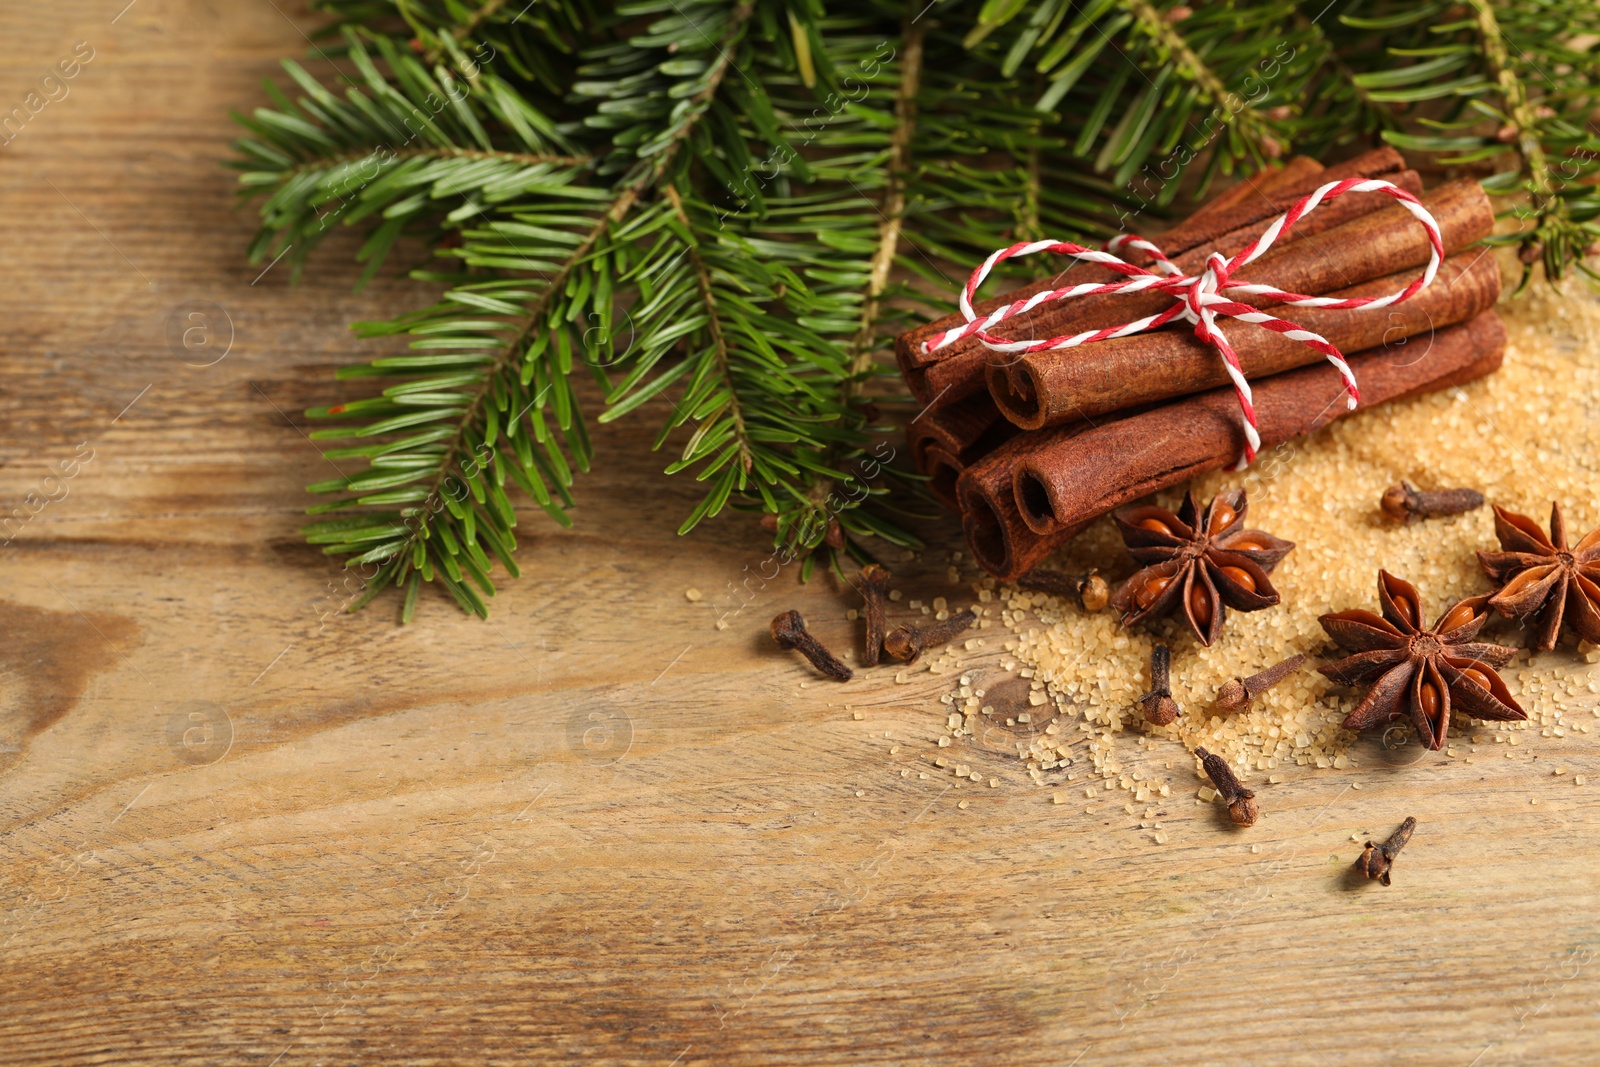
[379,186,638,573]
[234,0,1600,622]
[1330,0,1600,288]
[1124,0,1283,161]
[848,19,922,390]
[291,0,783,617]
[282,144,593,171]
[419,0,517,65]
[1468,1,1555,203]
[661,183,755,477]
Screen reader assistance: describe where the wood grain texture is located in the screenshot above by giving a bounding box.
[1,4,1598,1066]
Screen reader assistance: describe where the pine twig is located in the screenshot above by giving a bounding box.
[420,0,515,66]
[1470,0,1554,205]
[283,145,592,172]
[846,19,923,389]
[1124,0,1282,160]
[662,183,755,477]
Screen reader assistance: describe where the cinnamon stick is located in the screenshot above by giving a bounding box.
[1175,158,1324,229]
[956,430,1092,580]
[908,392,1021,509]
[922,444,968,511]
[907,392,1015,471]
[899,149,1414,405]
[1142,147,1405,263]
[1008,312,1507,542]
[993,246,1501,430]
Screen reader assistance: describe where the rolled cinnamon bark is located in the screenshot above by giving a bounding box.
[1009,311,1507,542]
[899,149,1413,405]
[992,244,1501,429]
[923,445,969,511]
[908,392,1013,471]
[994,176,1487,412]
[1171,157,1323,230]
[908,392,1021,510]
[957,431,1093,580]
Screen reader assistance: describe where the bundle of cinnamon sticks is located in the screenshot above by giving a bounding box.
[899,148,1507,579]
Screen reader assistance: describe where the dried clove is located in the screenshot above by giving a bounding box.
[771,610,853,681]
[856,565,892,667]
[1195,746,1258,827]
[1018,568,1110,612]
[1214,653,1306,714]
[1136,644,1180,726]
[1380,482,1485,523]
[883,609,977,663]
[1354,816,1415,886]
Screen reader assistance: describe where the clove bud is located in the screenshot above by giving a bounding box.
[1354,816,1415,886]
[1214,653,1306,714]
[1195,746,1258,827]
[1018,568,1110,612]
[1380,482,1484,524]
[883,609,977,663]
[856,565,892,667]
[1136,644,1180,726]
[771,610,852,681]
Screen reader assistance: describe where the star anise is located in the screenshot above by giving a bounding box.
[1476,502,1600,651]
[1318,572,1525,750]
[1109,488,1294,646]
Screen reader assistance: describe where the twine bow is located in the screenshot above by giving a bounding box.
[922,178,1445,467]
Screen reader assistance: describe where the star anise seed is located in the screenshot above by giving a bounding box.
[1318,571,1525,751]
[1109,488,1294,646]
[1476,502,1600,651]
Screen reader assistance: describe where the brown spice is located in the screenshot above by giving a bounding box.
[1477,501,1600,650]
[987,283,1594,791]
[1354,816,1416,886]
[884,609,977,663]
[1195,746,1258,827]
[1380,482,1485,523]
[771,610,852,681]
[1319,571,1524,750]
[1214,654,1306,714]
[1137,644,1181,726]
[1018,568,1110,612]
[1108,488,1294,646]
[856,565,892,667]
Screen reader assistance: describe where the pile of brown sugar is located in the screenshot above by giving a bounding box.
[918,280,1600,811]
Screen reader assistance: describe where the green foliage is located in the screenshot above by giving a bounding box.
[1326,0,1600,291]
[232,0,1600,619]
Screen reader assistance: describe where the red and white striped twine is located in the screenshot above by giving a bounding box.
[922,178,1445,467]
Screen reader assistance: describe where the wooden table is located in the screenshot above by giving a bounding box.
[3,4,1598,1064]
